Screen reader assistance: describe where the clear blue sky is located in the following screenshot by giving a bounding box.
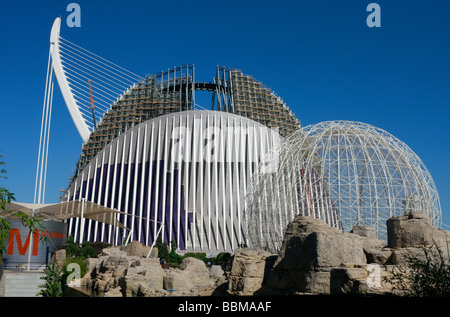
[1,1,449,226]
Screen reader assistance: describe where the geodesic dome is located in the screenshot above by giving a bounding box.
[245,120,441,252]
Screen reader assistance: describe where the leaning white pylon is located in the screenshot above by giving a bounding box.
[49,17,90,142]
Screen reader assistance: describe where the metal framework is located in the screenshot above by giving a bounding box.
[73,64,300,179]
[245,121,442,253]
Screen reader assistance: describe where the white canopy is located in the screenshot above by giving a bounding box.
[3,200,129,230]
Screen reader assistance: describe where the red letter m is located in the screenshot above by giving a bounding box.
[7,229,40,256]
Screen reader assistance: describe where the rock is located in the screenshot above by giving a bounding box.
[120,258,165,296]
[99,253,140,273]
[387,212,447,249]
[180,256,206,271]
[302,270,331,294]
[209,265,224,280]
[120,241,153,258]
[387,247,428,266]
[50,249,66,269]
[90,241,111,257]
[350,226,390,265]
[163,257,213,291]
[364,247,392,265]
[277,217,365,269]
[266,216,366,293]
[163,270,193,291]
[227,249,276,295]
[100,246,123,256]
[351,225,377,239]
[112,265,127,278]
[330,263,397,295]
[103,287,123,297]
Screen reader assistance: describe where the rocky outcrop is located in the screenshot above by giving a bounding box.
[226,212,449,296]
[227,249,276,295]
[50,249,67,269]
[264,216,367,294]
[73,212,449,297]
[387,212,450,253]
[80,245,225,297]
[120,240,156,258]
[162,257,214,293]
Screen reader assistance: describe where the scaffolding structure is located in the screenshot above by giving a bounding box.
[71,64,301,183]
[228,68,300,137]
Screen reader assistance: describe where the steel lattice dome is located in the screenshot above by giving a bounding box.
[246,120,442,252]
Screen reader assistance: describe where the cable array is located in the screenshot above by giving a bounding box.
[58,37,143,131]
[34,47,55,205]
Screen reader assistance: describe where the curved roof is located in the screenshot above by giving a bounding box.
[64,110,282,251]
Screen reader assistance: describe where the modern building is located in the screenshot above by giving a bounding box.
[42,18,441,256]
[64,110,281,253]
[42,18,300,253]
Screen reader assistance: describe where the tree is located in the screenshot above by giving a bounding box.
[156,237,169,261]
[0,152,47,256]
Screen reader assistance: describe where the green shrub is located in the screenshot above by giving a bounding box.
[80,241,96,258]
[38,263,63,297]
[66,236,96,258]
[385,244,450,297]
[215,252,231,264]
[182,252,207,263]
[156,237,169,260]
[65,236,80,257]
[62,256,89,284]
[153,239,230,268]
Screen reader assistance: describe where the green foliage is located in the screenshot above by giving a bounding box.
[168,239,182,264]
[385,245,450,297]
[0,152,48,254]
[215,252,231,264]
[62,256,88,285]
[182,252,208,263]
[38,263,64,297]
[66,236,96,258]
[155,239,231,268]
[80,241,96,258]
[156,237,169,260]
[0,154,16,254]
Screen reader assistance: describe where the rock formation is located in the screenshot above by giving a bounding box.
[227,249,276,295]
[65,211,449,297]
[227,212,450,296]
[78,245,226,297]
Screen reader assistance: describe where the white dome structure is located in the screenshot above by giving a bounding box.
[64,110,281,253]
[246,120,441,252]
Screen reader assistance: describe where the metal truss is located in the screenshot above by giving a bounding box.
[245,120,442,253]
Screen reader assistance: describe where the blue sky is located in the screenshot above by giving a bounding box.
[0,1,449,226]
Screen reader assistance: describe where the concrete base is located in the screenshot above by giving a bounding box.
[0,270,45,297]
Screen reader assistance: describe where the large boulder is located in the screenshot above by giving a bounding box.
[351,225,391,265]
[50,249,66,269]
[120,258,165,296]
[387,212,448,251]
[330,263,395,295]
[227,249,276,295]
[163,257,213,292]
[265,216,366,293]
[120,241,155,258]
